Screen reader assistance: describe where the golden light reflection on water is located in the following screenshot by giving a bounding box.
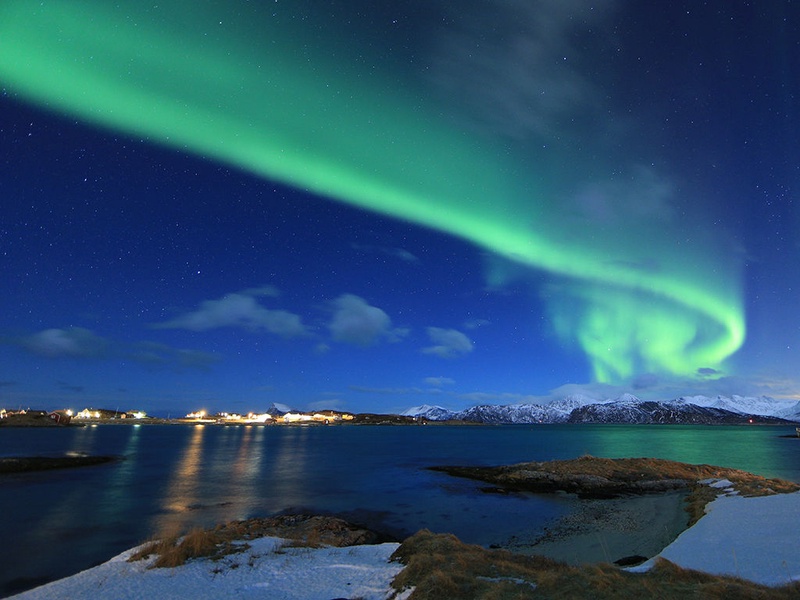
[151,424,206,537]
[260,425,312,511]
[229,426,264,506]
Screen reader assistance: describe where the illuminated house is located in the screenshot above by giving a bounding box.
[281,412,313,423]
[75,408,128,419]
[245,412,273,423]
[75,409,101,419]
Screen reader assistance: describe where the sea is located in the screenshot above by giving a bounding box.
[1,422,799,597]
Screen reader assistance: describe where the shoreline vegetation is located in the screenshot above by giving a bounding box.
[430,455,800,524]
[13,456,800,598]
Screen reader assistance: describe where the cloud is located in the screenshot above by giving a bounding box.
[463,318,491,330]
[9,327,217,372]
[424,376,455,387]
[632,373,660,390]
[349,385,424,395]
[573,166,675,228]
[129,342,219,371]
[455,391,543,404]
[422,327,473,358]
[697,367,721,377]
[57,381,85,393]
[351,243,419,263]
[22,327,109,358]
[328,294,407,346]
[545,382,628,402]
[156,290,306,337]
[308,399,346,412]
[431,0,617,140]
[239,285,281,297]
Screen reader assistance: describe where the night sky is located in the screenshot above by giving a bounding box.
[1,1,799,416]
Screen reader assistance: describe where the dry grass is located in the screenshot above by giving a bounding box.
[459,455,799,493]
[390,530,800,600]
[127,527,248,568]
[127,514,380,569]
[433,455,800,524]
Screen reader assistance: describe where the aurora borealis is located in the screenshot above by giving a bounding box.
[1,1,798,414]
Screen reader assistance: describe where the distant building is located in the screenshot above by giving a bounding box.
[75,408,127,419]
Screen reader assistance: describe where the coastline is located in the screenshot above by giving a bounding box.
[4,424,800,598]
[502,491,690,566]
[12,493,800,599]
[9,455,800,598]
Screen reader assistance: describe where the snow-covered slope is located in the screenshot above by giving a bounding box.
[401,394,800,424]
[266,403,295,416]
[400,404,455,420]
[456,403,551,424]
[679,395,800,421]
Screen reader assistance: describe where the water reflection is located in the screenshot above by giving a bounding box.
[226,426,264,517]
[67,423,98,456]
[267,426,311,511]
[151,424,206,536]
[577,425,791,479]
[1,423,798,598]
[100,424,142,513]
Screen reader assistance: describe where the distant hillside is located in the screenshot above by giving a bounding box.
[403,394,800,425]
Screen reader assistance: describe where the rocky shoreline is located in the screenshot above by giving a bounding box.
[0,455,120,474]
[10,455,800,598]
[430,455,799,500]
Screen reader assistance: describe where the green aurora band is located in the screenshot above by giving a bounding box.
[0,1,745,383]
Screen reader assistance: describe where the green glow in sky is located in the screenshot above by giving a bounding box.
[0,1,745,383]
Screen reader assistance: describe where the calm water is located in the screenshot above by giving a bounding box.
[1,423,799,596]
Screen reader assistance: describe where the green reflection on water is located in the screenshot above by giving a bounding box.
[572,425,797,481]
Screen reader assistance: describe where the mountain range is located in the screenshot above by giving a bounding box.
[401,394,800,425]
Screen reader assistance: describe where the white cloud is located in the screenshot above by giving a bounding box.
[431,0,617,140]
[424,376,455,387]
[463,318,491,330]
[455,391,541,404]
[307,399,345,412]
[156,290,306,337]
[349,385,424,395]
[422,327,473,359]
[23,327,108,358]
[328,294,406,346]
[16,327,216,371]
[239,284,281,297]
[351,243,419,263]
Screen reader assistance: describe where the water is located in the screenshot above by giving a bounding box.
[1,423,798,596]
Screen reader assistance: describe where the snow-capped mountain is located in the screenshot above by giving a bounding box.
[566,398,775,424]
[400,405,455,421]
[401,394,800,424]
[266,402,295,416]
[678,395,800,421]
[456,404,551,424]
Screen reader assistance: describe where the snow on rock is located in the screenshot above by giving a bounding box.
[456,403,551,424]
[10,538,405,600]
[266,403,295,416]
[628,492,800,586]
[679,395,800,420]
[399,405,454,420]
[401,394,800,424]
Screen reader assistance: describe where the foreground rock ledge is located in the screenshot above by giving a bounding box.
[430,455,800,500]
[0,455,120,474]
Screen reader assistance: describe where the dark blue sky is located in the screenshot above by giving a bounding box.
[1,1,799,416]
